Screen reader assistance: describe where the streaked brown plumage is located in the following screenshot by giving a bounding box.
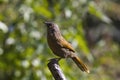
[45,22,90,73]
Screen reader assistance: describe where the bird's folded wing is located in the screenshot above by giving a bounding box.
[59,37,75,52]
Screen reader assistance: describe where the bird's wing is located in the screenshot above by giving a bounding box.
[59,37,75,52]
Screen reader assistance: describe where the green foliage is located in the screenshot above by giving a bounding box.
[0,0,119,80]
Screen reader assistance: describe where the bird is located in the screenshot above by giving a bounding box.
[45,22,90,73]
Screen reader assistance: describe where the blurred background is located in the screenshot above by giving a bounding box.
[0,0,120,80]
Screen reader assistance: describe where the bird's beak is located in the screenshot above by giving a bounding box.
[44,22,47,26]
[44,22,48,24]
[44,22,48,28]
[44,22,52,27]
[44,22,49,26]
[44,22,51,25]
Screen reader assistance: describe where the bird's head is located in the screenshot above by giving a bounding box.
[44,22,59,31]
[44,22,55,28]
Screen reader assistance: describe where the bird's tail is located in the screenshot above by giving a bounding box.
[72,56,90,73]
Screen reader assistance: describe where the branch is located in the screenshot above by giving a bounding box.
[47,58,67,80]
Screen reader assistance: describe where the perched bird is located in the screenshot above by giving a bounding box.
[45,22,89,73]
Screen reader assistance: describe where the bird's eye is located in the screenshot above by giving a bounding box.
[45,22,53,27]
[48,24,52,26]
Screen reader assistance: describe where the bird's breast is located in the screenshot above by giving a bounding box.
[47,32,60,51]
